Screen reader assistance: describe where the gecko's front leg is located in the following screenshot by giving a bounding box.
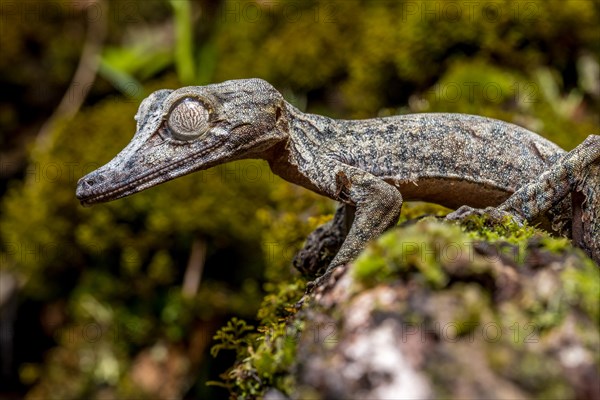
[298,156,403,279]
[572,161,600,262]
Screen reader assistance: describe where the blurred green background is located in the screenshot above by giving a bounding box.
[0,0,598,398]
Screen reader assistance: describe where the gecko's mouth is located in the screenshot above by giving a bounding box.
[76,142,222,206]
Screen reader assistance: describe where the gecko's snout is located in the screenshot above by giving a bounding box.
[76,170,106,206]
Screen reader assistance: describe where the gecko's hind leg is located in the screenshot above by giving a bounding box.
[450,135,600,264]
[497,135,600,222]
[571,161,600,264]
[496,135,600,264]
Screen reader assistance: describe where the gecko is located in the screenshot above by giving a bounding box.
[75,78,599,279]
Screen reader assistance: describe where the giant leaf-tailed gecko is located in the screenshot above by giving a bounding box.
[76,79,599,276]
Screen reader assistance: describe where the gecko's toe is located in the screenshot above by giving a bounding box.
[447,206,524,227]
[446,205,480,221]
[304,266,343,297]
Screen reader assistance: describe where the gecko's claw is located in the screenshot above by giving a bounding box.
[305,270,333,294]
[295,272,332,309]
[445,205,497,221]
[446,205,480,221]
[304,263,347,295]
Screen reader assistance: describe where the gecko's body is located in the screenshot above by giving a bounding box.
[276,108,564,209]
[76,79,599,272]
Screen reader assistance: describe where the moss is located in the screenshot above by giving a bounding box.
[397,202,452,223]
[209,280,306,399]
[353,218,492,289]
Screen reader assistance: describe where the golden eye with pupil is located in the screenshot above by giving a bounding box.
[167,98,210,140]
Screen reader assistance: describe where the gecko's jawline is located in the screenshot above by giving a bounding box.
[79,188,137,206]
[77,142,223,206]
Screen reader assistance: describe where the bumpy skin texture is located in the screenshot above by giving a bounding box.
[76,79,600,272]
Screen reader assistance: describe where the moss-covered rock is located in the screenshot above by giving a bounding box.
[215,217,599,399]
[296,219,599,399]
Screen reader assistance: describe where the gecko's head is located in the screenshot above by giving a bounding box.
[76,78,287,205]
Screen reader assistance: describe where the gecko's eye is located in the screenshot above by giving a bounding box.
[167,98,210,140]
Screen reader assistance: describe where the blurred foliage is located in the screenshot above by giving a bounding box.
[0,0,598,398]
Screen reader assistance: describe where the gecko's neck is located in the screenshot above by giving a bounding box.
[286,103,341,153]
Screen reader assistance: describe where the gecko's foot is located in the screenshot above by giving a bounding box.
[446,205,524,225]
[302,264,347,297]
[305,270,334,294]
[296,272,335,309]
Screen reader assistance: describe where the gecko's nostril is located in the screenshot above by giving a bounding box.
[84,174,106,187]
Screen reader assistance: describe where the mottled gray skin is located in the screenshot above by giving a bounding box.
[76,79,600,276]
